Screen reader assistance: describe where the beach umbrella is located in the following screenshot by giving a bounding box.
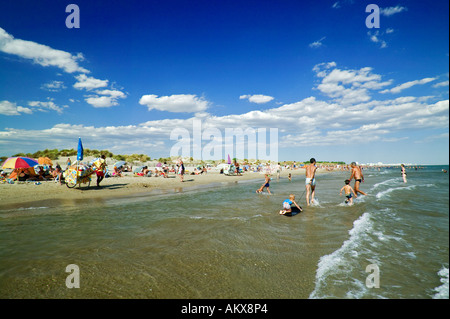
[227,154,231,164]
[156,162,162,167]
[114,161,126,168]
[38,157,53,166]
[77,137,84,162]
[2,157,39,169]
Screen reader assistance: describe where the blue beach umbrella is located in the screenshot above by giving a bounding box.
[77,137,84,162]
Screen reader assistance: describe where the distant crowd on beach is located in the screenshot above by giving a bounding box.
[1,153,429,205]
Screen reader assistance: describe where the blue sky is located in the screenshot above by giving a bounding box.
[0,0,448,164]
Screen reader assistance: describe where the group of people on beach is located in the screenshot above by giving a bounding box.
[255,158,369,215]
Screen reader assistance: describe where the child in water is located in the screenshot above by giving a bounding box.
[256,174,271,194]
[340,179,357,205]
[279,194,302,215]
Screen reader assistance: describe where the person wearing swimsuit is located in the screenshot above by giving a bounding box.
[349,162,367,196]
[401,164,407,183]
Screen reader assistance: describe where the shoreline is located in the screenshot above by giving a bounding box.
[0,168,332,210]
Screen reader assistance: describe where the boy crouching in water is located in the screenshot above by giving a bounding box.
[340,179,357,205]
[279,194,303,215]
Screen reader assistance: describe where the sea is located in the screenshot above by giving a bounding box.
[0,165,448,299]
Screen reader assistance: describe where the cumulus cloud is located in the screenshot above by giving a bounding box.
[73,76,127,108]
[313,62,392,104]
[239,94,275,104]
[1,61,448,157]
[380,77,437,94]
[84,89,127,108]
[139,94,210,113]
[1,96,447,154]
[0,100,32,116]
[73,74,109,91]
[0,27,88,73]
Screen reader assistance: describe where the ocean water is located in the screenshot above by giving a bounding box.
[0,166,448,299]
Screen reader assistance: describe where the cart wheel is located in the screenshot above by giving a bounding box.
[83,179,91,188]
[66,180,77,188]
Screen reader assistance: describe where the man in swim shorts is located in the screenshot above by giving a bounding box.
[349,162,367,196]
[305,158,317,206]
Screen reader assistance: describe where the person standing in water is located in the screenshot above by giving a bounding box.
[305,158,317,206]
[349,162,367,196]
[401,164,407,183]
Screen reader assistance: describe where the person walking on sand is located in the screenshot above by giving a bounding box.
[349,162,367,196]
[305,158,317,206]
[401,164,407,183]
[94,154,107,187]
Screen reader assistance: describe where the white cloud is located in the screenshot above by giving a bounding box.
[239,94,274,104]
[380,6,407,16]
[0,100,32,116]
[368,31,387,48]
[84,96,118,108]
[380,77,437,94]
[95,89,126,99]
[139,94,210,113]
[0,99,67,116]
[313,62,392,104]
[84,91,126,108]
[41,80,67,92]
[1,61,448,157]
[386,28,394,34]
[433,80,449,88]
[27,100,68,114]
[0,27,88,73]
[309,37,326,48]
[0,96,448,155]
[73,74,109,91]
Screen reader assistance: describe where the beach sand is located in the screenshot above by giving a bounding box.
[0,166,327,209]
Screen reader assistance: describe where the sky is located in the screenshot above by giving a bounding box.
[0,0,448,164]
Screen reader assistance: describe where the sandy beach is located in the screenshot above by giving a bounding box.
[0,164,326,209]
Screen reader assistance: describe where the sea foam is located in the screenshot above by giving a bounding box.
[309,212,374,299]
[432,266,449,299]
